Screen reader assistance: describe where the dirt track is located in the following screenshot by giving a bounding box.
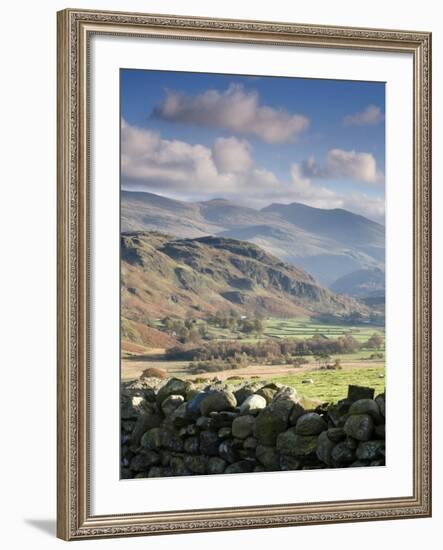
[121,356,384,382]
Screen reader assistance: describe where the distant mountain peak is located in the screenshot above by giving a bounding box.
[121,190,385,287]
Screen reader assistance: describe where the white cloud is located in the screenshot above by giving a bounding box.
[290,163,385,222]
[121,119,384,222]
[302,148,384,185]
[343,104,384,126]
[212,137,253,174]
[153,84,309,144]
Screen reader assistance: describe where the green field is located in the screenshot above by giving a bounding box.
[154,316,385,344]
[263,317,384,343]
[227,366,386,403]
[126,317,386,401]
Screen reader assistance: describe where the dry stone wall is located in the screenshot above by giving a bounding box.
[121,378,385,478]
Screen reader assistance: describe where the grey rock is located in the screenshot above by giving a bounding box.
[218,440,238,463]
[186,391,210,420]
[161,394,184,416]
[254,397,294,445]
[375,394,386,418]
[140,427,163,450]
[120,467,133,479]
[129,451,160,472]
[327,400,351,427]
[156,378,194,405]
[279,455,302,471]
[186,424,199,436]
[326,427,346,442]
[344,436,359,450]
[232,415,255,439]
[170,403,192,428]
[256,445,279,470]
[140,427,183,452]
[289,403,305,426]
[169,457,191,476]
[316,431,335,466]
[243,437,258,450]
[130,412,162,447]
[344,414,374,441]
[276,428,318,458]
[184,455,208,475]
[356,440,385,461]
[183,436,199,455]
[239,394,267,415]
[200,390,237,416]
[218,427,232,439]
[273,386,299,402]
[349,399,382,423]
[148,466,165,478]
[196,416,213,430]
[207,457,227,474]
[331,442,356,466]
[199,430,220,456]
[121,420,136,434]
[256,386,277,404]
[295,413,328,436]
[234,383,262,405]
[209,411,238,429]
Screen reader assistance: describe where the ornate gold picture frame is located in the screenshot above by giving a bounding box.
[57,8,431,540]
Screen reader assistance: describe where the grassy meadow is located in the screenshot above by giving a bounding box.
[122,316,385,403]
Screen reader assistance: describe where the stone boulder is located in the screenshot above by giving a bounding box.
[256,386,278,404]
[254,397,295,445]
[295,412,328,436]
[331,441,355,466]
[199,430,220,456]
[185,391,209,420]
[207,456,227,475]
[256,444,279,470]
[239,394,267,415]
[161,394,184,416]
[200,390,237,416]
[344,414,374,441]
[140,427,183,452]
[316,431,335,466]
[349,399,382,424]
[356,440,385,461]
[232,415,255,439]
[184,455,207,474]
[156,378,194,406]
[276,428,318,458]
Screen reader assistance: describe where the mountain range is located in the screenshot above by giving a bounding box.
[121,190,385,294]
[121,231,368,324]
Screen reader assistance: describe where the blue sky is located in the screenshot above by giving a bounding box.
[120,69,385,223]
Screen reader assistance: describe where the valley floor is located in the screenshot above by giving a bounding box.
[121,354,385,403]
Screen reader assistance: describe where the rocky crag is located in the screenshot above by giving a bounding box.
[121,377,385,478]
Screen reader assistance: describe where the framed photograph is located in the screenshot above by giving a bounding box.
[57,8,432,540]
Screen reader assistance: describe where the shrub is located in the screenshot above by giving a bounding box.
[140,367,167,379]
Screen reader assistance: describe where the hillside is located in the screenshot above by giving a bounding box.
[121,190,385,287]
[121,231,368,323]
[330,267,385,299]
